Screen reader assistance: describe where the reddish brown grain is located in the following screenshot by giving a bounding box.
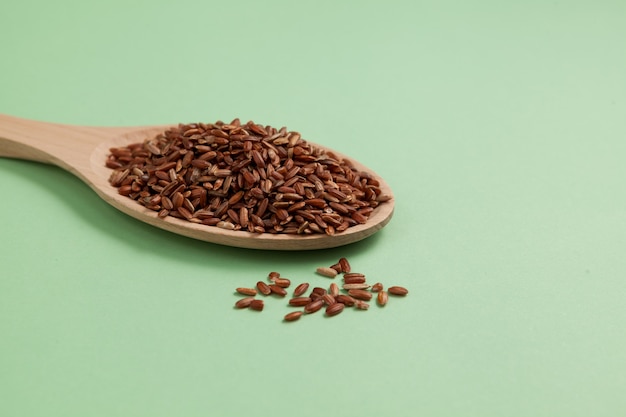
[284,311,303,322]
[335,294,356,306]
[322,294,336,306]
[347,289,373,301]
[289,297,312,307]
[235,297,254,309]
[329,282,339,297]
[343,276,367,284]
[329,262,343,273]
[304,299,324,314]
[269,285,287,297]
[388,286,409,296]
[268,271,280,280]
[236,287,257,296]
[325,303,345,317]
[293,282,310,297]
[377,290,388,306]
[338,257,351,273]
[256,281,272,295]
[274,277,291,288]
[249,299,264,311]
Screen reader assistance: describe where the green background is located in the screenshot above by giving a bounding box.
[1,1,625,416]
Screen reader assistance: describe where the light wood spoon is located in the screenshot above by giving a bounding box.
[0,114,394,250]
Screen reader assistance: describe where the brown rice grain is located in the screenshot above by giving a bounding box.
[347,289,373,301]
[343,276,367,284]
[342,283,371,290]
[288,297,312,307]
[338,257,351,273]
[273,277,291,288]
[256,281,272,295]
[316,267,338,278]
[335,294,356,306]
[284,311,303,322]
[236,287,257,296]
[310,287,327,297]
[293,283,310,297]
[269,285,287,297]
[216,220,236,230]
[304,299,324,314]
[235,297,254,309]
[343,272,365,279]
[388,286,409,296]
[377,290,388,306]
[268,271,280,280]
[249,299,264,311]
[325,302,344,317]
[322,294,336,306]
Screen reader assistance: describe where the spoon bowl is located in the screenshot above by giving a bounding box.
[0,114,394,250]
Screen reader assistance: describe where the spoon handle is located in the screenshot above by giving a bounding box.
[0,114,121,171]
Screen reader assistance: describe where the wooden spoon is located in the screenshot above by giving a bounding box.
[0,114,394,250]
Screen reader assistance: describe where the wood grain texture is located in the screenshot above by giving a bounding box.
[0,114,394,250]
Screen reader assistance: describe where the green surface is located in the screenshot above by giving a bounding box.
[2,1,626,416]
